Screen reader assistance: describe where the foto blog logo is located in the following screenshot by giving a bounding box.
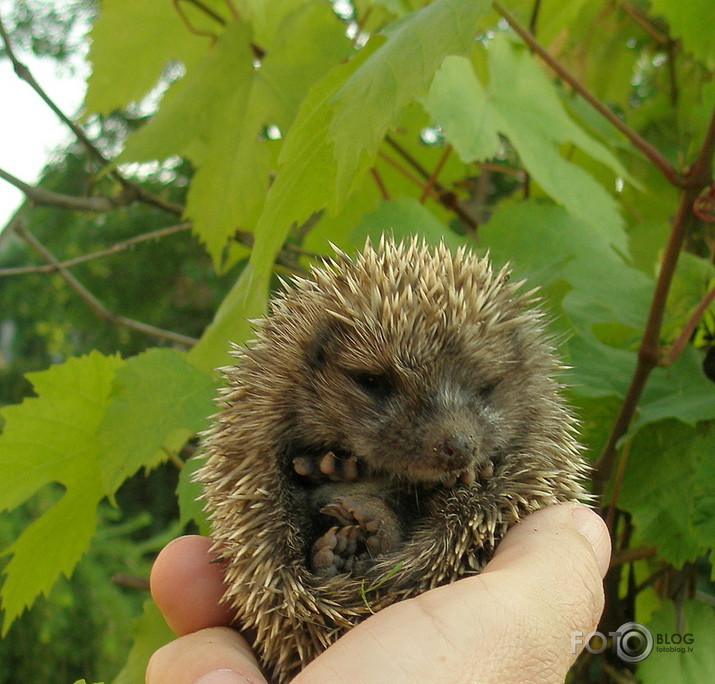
[571,622,654,663]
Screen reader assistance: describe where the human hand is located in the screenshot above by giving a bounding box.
[147,503,610,684]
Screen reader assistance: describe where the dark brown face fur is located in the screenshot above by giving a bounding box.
[284,308,557,485]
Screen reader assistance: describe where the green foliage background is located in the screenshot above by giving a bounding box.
[1,0,714,682]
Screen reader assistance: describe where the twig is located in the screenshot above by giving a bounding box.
[370,167,391,201]
[110,574,150,591]
[594,105,715,489]
[663,281,715,366]
[605,436,631,533]
[0,15,108,170]
[0,222,192,276]
[620,1,670,45]
[419,144,452,204]
[594,187,702,489]
[173,0,220,43]
[179,0,227,26]
[0,167,116,212]
[493,1,684,188]
[610,545,658,567]
[16,223,198,347]
[633,564,670,594]
[473,161,525,178]
[383,136,478,231]
[385,135,432,181]
[0,14,185,218]
[378,151,434,197]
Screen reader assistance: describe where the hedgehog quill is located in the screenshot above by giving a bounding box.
[197,237,590,682]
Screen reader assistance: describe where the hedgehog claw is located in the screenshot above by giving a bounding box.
[294,451,363,482]
[319,451,337,477]
[477,460,494,480]
[293,456,317,478]
[311,524,361,576]
[459,469,476,485]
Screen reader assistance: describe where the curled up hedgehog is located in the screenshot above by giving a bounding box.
[197,236,590,682]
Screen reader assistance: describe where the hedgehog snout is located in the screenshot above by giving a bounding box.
[432,432,477,471]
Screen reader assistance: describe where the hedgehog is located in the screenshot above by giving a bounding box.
[197,236,589,683]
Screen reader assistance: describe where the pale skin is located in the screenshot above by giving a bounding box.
[147,503,611,684]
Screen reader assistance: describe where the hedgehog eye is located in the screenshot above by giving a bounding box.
[477,379,501,402]
[348,370,394,400]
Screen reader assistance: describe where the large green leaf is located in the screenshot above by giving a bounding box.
[117,8,350,268]
[426,37,629,250]
[0,352,123,632]
[480,200,652,330]
[84,0,216,114]
[639,600,715,683]
[618,420,715,568]
[98,349,216,495]
[115,21,265,266]
[350,196,465,249]
[239,41,383,339]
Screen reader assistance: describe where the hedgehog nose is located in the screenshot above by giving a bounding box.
[434,433,475,469]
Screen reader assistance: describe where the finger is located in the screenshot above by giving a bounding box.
[488,502,611,578]
[150,535,234,635]
[146,627,267,684]
[295,503,610,684]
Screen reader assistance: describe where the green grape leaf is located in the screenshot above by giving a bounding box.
[329,0,491,200]
[639,600,715,683]
[0,352,123,633]
[619,420,714,568]
[636,347,715,430]
[98,349,216,495]
[350,196,465,249]
[480,200,652,330]
[566,335,636,400]
[116,22,266,266]
[186,7,351,266]
[426,38,628,250]
[112,598,175,684]
[247,0,490,334]
[84,0,216,114]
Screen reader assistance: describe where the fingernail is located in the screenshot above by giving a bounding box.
[571,504,611,577]
[194,669,256,684]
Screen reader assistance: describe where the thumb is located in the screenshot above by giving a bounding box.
[473,502,611,681]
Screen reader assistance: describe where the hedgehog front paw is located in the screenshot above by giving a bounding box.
[293,451,361,482]
[320,494,402,559]
[311,525,361,577]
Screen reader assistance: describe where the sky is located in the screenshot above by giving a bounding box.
[0,6,89,228]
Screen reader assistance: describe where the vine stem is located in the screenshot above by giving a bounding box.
[594,105,715,491]
[493,1,684,188]
[0,222,192,276]
[419,144,452,204]
[663,280,715,366]
[384,135,478,231]
[0,166,116,213]
[16,222,198,347]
